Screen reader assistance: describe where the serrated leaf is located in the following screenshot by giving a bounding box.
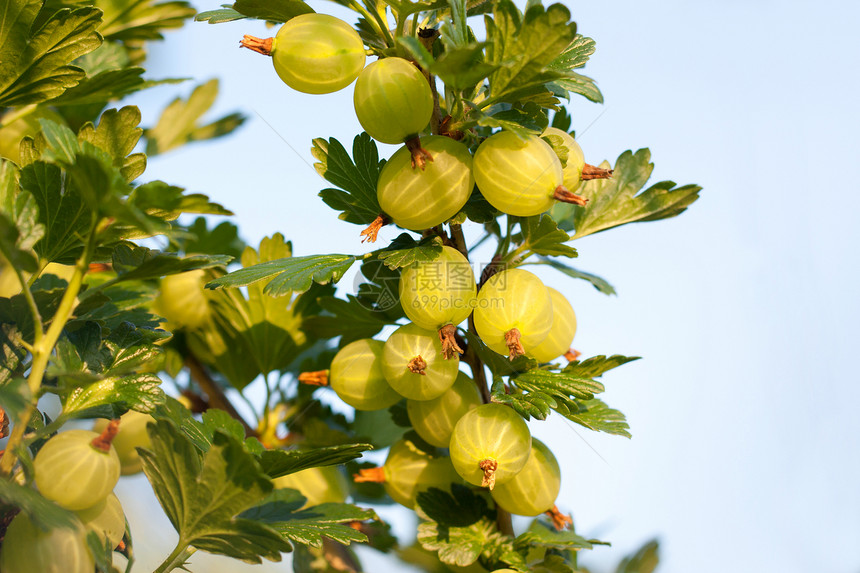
[516,519,601,551]
[375,234,444,270]
[550,149,702,239]
[0,480,78,530]
[51,68,182,108]
[314,133,385,226]
[96,0,196,42]
[415,484,492,527]
[417,519,491,567]
[129,180,233,219]
[76,107,147,182]
[514,213,577,258]
[109,244,231,281]
[62,372,166,415]
[473,107,543,139]
[616,539,659,573]
[302,295,393,345]
[533,257,616,295]
[564,354,639,378]
[463,331,537,378]
[548,35,597,72]
[145,80,246,155]
[259,443,372,479]
[231,0,314,22]
[139,420,291,562]
[196,6,247,23]
[484,0,576,105]
[549,71,603,104]
[179,218,246,259]
[512,368,605,401]
[242,489,373,547]
[206,253,356,297]
[565,398,630,438]
[0,190,43,273]
[0,1,102,106]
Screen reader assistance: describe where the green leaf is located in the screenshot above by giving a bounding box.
[96,0,196,42]
[76,107,147,183]
[232,0,314,22]
[242,489,373,547]
[516,519,603,551]
[463,331,537,378]
[473,106,545,138]
[550,149,702,239]
[145,80,246,155]
[139,420,291,563]
[548,35,597,72]
[549,71,603,104]
[513,369,605,401]
[375,234,443,270]
[533,257,616,295]
[615,539,659,573]
[0,179,43,273]
[20,161,92,263]
[196,6,247,24]
[178,218,246,259]
[484,0,576,105]
[0,324,27,386]
[302,295,394,345]
[564,354,639,379]
[514,213,577,258]
[0,480,78,530]
[109,244,231,281]
[129,180,233,219]
[313,133,385,226]
[417,517,493,567]
[62,372,166,415]
[0,1,102,106]
[566,398,630,438]
[416,484,492,527]
[50,68,182,108]
[259,443,372,479]
[206,253,356,298]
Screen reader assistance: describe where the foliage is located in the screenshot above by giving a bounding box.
[0,0,699,571]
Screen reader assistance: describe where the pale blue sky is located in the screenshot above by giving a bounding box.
[119,1,860,571]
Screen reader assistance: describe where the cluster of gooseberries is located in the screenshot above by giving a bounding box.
[237,10,601,530]
[1,412,152,572]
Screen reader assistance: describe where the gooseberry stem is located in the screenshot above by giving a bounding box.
[186,353,257,437]
[239,35,273,56]
[155,543,197,573]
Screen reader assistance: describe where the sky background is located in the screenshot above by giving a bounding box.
[110,0,860,571]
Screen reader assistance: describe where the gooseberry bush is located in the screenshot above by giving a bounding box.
[0,0,701,570]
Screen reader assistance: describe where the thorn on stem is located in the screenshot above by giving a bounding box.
[504,328,525,361]
[360,214,387,243]
[439,324,464,359]
[581,164,613,180]
[553,185,588,207]
[298,370,329,386]
[406,136,433,170]
[239,35,274,56]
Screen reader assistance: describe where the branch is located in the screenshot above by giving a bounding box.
[185,353,257,438]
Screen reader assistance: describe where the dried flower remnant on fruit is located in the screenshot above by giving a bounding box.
[553,185,588,207]
[360,214,387,243]
[0,409,8,439]
[439,324,464,359]
[546,505,573,531]
[406,136,433,170]
[298,370,329,386]
[479,458,499,489]
[239,35,273,56]
[407,355,427,375]
[504,328,525,361]
[564,348,582,362]
[91,419,120,452]
[353,466,386,483]
[581,163,614,180]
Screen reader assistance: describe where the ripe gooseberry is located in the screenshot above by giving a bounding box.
[329,338,402,410]
[543,127,586,192]
[273,465,349,507]
[354,439,461,508]
[34,425,121,510]
[528,287,577,363]
[271,14,366,94]
[448,403,531,489]
[382,323,460,400]
[353,57,433,144]
[155,269,210,330]
[377,137,474,231]
[0,512,94,573]
[473,130,565,217]
[473,268,553,360]
[406,371,481,448]
[490,439,560,516]
[75,492,125,548]
[399,245,476,331]
[93,410,153,475]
